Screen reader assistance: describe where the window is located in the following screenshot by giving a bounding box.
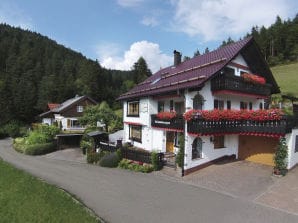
[224,67,235,76]
[158,101,165,112]
[129,125,142,143]
[175,102,185,114]
[192,137,203,159]
[249,102,253,110]
[170,100,174,111]
[227,100,231,110]
[214,135,225,149]
[67,119,82,128]
[77,105,83,112]
[295,136,298,153]
[174,132,182,147]
[127,101,139,116]
[259,102,263,110]
[240,101,248,110]
[193,93,204,110]
[214,99,224,110]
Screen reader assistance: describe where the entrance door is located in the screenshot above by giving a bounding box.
[166,132,175,153]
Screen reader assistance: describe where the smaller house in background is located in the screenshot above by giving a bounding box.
[39,95,97,131]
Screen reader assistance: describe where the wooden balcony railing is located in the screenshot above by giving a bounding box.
[187,116,298,136]
[211,74,271,96]
[151,114,184,131]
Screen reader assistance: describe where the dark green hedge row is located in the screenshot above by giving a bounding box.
[24,142,57,155]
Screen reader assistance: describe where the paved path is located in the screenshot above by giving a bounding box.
[1,138,298,223]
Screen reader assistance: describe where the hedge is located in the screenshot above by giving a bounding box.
[24,142,57,155]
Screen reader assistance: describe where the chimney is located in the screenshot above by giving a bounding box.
[173,50,182,67]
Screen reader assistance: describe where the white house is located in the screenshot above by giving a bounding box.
[39,95,97,131]
[118,37,298,175]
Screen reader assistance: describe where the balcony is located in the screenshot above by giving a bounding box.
[187,116,298,137]
[211,74,271,97]
[151,114,184,131]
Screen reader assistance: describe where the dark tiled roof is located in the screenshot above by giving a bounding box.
[118,37,253,100]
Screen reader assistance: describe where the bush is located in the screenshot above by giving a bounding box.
[118,159,154,173]
[13,137,26,153]
[274,137,288,175]
[176,134,185,168]
[4,120,23,138]
[26,131,49,145]
[24,142,57,155]
[99,152,120,168]
[86,152,101,164]
[0,126,8,139]
[37,124,60,139]
[151,151,162,171]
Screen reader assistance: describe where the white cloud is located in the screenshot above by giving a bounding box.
[0,2,33,29]
[141,16,159,27]
[117,0,144,8]
[96,41,172,73]
[171,0,290,41]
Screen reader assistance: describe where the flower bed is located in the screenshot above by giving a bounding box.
[241,73,266,85]
[156,110,177,120]
[183,109,283,121]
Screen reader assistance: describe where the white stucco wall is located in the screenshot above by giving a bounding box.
[184,134,238,170]
[42,118,53,125]
[230,54,251,76]
[286,129,298,169]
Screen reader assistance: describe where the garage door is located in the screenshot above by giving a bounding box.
[238,136,278,166]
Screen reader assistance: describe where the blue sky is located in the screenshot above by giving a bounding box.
[0,0,297,72]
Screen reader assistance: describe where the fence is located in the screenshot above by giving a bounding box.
[95,141,164,168]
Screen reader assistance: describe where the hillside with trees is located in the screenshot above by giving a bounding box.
[0,24,151,125]
[220,14,298,66]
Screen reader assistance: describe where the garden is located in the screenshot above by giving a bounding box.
[81,134,163,173]
[13,124,60,155]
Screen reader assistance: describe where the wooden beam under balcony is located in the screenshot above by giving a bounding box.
[151,114,184,132]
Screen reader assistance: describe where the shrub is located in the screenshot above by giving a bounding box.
[274,137,288,175]
[118,159,154,173]
[86,152,101,164]
[26,131,49,145]
[0,126,8,139]
[4,120,23,138]
[151,151,162,171]
[99,152,120,168]
[176,134,185,168]
[24,142,57,155]
[37,124,60,139]
[13,137,26,153]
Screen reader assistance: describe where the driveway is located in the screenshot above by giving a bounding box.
[1,138,298,223]
[182,160,276,201]
[42,147,86,163]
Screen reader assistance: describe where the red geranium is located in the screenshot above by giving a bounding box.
[242,73,266,85]
[184,109,283,121]
[156,110,177,120]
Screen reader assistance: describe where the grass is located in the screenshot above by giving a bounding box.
[0,159,101,223]
[271,62,298,96]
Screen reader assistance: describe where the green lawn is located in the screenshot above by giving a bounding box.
[271,62,298,96]
[0,159,101,223]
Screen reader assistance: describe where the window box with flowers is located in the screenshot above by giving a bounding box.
[241,73,266,85]
[185,109,286,137]
[156,110,177,120]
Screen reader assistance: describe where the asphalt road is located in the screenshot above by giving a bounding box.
[1,138,298,223]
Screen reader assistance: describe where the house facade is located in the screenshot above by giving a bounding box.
[39,95,97,131]
[118,37,298,175]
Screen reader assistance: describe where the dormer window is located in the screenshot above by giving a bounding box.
[77,106,83,112]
